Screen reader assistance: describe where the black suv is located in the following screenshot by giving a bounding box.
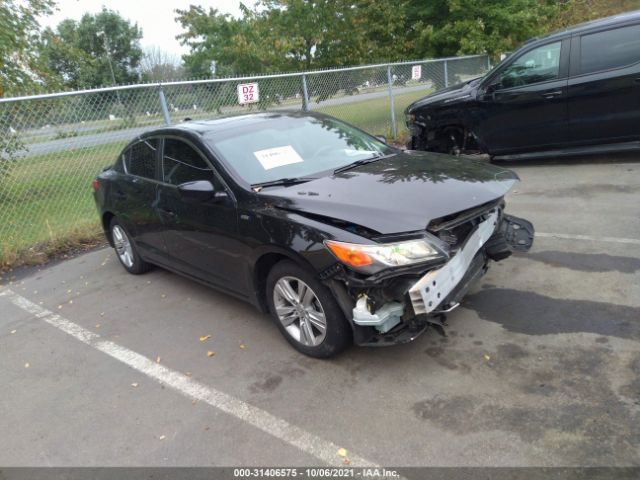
[405,11,640,159]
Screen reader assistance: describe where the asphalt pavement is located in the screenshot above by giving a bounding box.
[0,153,638,467]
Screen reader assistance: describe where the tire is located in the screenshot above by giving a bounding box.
[266,260,352,358]
[109,217,151,274]
[444,128,464,156]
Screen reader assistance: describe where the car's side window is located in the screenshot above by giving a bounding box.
[494,41,562,89]
[162,138,215,186]
[124,139,158,180]
[580,24,640,75]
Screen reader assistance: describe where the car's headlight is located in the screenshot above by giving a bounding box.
[325,238,444,269]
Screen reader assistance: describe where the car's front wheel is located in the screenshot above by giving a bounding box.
[266,261,352,358]
[110,218,151,274]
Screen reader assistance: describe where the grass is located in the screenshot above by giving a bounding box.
[0,141,125,269]
[0,88,431,270]
[315,89,431,143]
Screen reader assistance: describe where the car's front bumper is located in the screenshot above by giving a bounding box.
[350,210,534,346]
[409,210,498,315]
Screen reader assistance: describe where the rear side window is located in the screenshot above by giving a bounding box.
[580,24,640,74]
[162,138,214,185]
[124,139,158,179]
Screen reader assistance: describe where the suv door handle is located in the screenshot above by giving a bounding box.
[158,208,176,218]
[542,90,563,99]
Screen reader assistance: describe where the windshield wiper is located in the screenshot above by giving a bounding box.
[333,153,396,174]
[251,177,316,192]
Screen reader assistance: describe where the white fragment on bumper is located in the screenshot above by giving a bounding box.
[409,210,499,315]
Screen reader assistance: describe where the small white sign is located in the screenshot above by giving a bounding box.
[254,145,304,170]
[238,82,259,104]
[411,65,422,80]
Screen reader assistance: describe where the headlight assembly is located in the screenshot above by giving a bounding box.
[325,238,444,270]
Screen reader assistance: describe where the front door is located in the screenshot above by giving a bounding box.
[476,40,569,155]
[156,137,246,294]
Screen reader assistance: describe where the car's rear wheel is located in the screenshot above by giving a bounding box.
[266,261,352,358]
[110,218,151,274]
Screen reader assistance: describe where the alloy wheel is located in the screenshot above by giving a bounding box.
[112,224,134,268]
[273,276,327,346]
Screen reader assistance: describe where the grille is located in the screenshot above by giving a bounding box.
[427,199,502,253]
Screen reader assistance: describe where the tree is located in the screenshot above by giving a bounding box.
[404,0,554,60]
[176,0,409,77]
[545,0,640,30]
[140,46,186,82]
[0,0,55,97]
[176,5,272,77]
[40,8,143,89]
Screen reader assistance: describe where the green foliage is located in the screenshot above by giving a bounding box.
[0,0,56,97]
[177,0,639,79]
[406,0,555,59]
[54,129,78,140]
[176,0,410,78]
[40,8,143,90]
[0,132,25,183]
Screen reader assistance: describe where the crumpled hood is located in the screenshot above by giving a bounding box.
[406,77,481,113]
[261,151,518,235]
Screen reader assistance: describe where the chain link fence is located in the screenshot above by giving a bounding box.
[0,54,489,266]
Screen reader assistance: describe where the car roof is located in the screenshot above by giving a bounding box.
[525,9,640,45]
[141,111,323,139]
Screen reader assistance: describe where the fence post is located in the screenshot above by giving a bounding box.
[302,74,310,111]
[386,65,397,140]
[444,60,449,88]
[486,54,491,71]
[158,86,171,125]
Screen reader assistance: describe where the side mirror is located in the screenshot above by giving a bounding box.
[479,82,499,101]
[374,135,387,144]
[177,180,215,203]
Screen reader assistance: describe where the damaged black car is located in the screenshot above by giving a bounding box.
[405,11,640,159]
[92,112,534,357]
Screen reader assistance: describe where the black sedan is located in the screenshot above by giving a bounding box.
[92,112,533,357]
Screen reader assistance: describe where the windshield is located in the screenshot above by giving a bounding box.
[205,114,394,185]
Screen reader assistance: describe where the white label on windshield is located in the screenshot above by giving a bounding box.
[254,145,304,170]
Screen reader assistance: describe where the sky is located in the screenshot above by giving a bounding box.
[40,0,248,57]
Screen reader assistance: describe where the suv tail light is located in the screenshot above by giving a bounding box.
[91,179,100,191]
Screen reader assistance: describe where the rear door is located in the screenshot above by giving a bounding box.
[116,138,166,262]
[567,23,640,145]
[476,39,570,154]
[156,137,246,293]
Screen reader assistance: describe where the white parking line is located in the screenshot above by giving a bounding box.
[536,232,640,245]
[0,288,377,468]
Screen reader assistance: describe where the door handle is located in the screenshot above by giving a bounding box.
[158,208,176,218]
[542,90,563,99]
[634,77,640,83]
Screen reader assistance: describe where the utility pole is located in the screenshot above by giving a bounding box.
[97,31,122,105]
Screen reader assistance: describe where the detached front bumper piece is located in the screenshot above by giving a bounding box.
[409,210,499,315]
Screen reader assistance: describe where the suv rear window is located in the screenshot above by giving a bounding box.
[580,24,640,74]
[124,139,159,180]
